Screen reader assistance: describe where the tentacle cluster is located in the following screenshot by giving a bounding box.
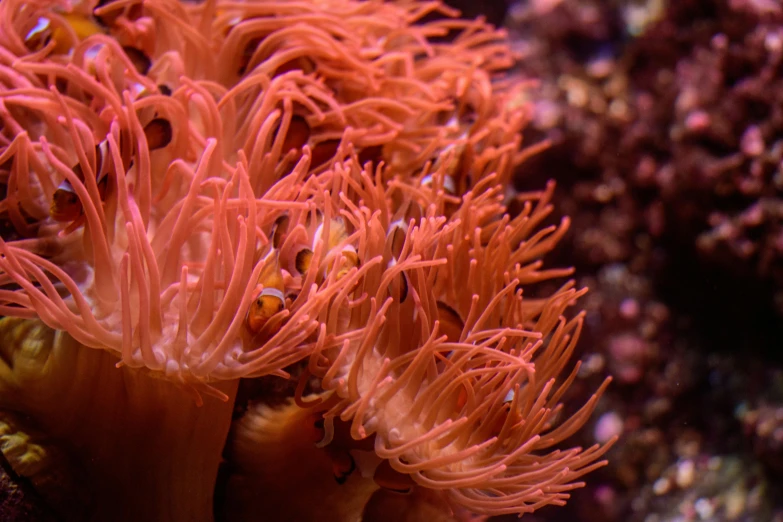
[0,0,613,517]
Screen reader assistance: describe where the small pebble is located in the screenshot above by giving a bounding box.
[594,412,624,443]
[676,459,695,488]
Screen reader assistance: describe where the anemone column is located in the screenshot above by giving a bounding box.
[0,318,237,522]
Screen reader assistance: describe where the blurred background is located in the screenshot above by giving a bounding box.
[459,0,783,520]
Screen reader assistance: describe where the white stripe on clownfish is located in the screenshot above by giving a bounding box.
[303,218,360,281]
[419,172,456,195]
[25,18,51,46]
[246,247,287,334]
[383,222,408,302]
[259,287,285,302]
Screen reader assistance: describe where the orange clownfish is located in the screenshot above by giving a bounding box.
[50,140,111,223]
[278,114,310,156]
[295,248,314,276]
[433,301,470,409]
[328,447,356,485]
[122,45,151,75]
[50,118,172,224]
[487,389,518,437]
[238,37,262,75]
[295,218,359,282]
[24,13,104,55]
[310,413,417,495]
[384,224,409,303]
[419,172,457,196]
[383,199,422,302]
[274,114,311,176]
[335,248,360,281]
[246,249,286,334]
[311,414,377,487]
[274,56,316,77]
[310,139,341,171]
[436,301,464,344]
[271,213,290,249]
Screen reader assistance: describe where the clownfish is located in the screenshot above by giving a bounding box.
[384,224,409,303]
[433,301,470,409]
[335,250,360,281]
[246,248,286,334]
[279,114,310,156]
[271,213,290,249]
[274,114,311,177]
[295,248,314,276]
[274,56,317,77]
[49,149,108,223]
[295,218,359,282]
[436,301,464,344]
[311,414,386,488]
[419,172,457,196]
[122,45,152,75]
[24,13,104,55]
[382,198,424,303]
[238,37,262,75]
[420,123,475,199]
[488,389,518,437]
[227,400,379,522]
[309,139,341,170]
[141,117,174,151]
[309,415,358,485]
[327,446,356,485]
[238,33,318,77]
[305,416,343,484]
[433,302,516,419]
[50,118,172,224]
[313,417,416,494]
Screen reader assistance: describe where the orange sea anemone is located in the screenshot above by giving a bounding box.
[294,163,614,516]
[0,0,614,520]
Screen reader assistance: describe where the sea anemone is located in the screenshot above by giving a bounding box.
[0,0,613,520]
[296,163,613,516]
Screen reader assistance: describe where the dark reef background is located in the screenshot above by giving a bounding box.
[493,0,783,520]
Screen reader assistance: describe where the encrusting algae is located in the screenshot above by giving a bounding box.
[0,0,615,521]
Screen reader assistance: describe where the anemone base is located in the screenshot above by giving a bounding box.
[0,318,237,522]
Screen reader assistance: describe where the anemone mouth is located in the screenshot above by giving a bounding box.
[0,0,612,519]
